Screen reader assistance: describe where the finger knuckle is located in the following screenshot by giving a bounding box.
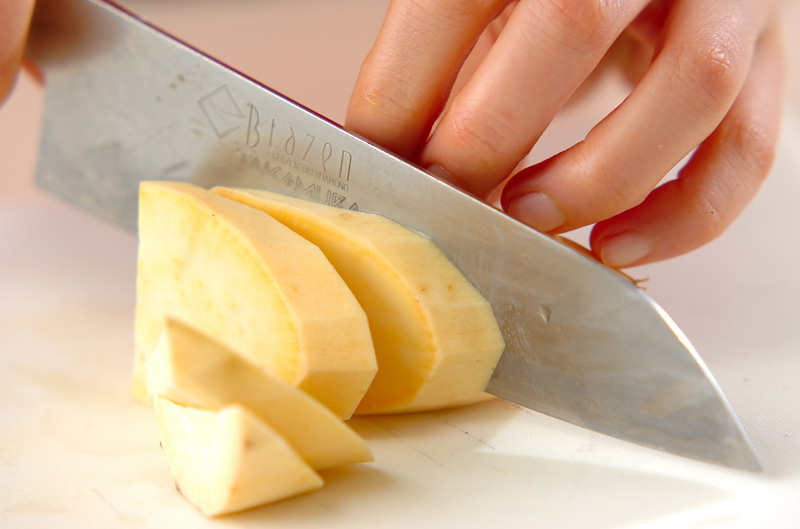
[674,32,744,117]
[692,188,730,242]
[356,61,425,125]
[723,118,777,179]
[681,116,776,245]
[403,0,505,28]
[536,0,618,51]
[568,146,647,220]
[447,101,517,169]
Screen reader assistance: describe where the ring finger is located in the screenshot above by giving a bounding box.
[502,0,773,233]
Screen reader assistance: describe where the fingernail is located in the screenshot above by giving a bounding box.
[426,164,451,182]
[507,193,566,232]
[600,231,651,268]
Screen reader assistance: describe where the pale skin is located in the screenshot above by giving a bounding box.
[346,0,785,267]
[0,0,35,103]
[2,0,785,268]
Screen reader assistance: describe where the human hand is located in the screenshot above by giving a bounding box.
[0,0,36,104]
[346,0,785,267]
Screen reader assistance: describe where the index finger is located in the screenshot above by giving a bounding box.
[345,0,508,160]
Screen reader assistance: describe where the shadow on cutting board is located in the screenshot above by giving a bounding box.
[226,399,731,528]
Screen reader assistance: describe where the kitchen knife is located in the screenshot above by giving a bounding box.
[24,0,760,470]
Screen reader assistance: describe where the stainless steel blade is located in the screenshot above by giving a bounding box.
[25,0,760,470]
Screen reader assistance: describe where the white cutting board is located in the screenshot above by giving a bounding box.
[2,2,799,527]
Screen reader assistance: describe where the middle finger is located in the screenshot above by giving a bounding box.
[420,0,650,198]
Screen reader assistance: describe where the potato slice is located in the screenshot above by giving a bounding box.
[153,397,322,517]
[134,181,377,418]
[213,187,505,414]
[149,316,373,470]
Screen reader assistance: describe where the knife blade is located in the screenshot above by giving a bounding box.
[24,0,760,470]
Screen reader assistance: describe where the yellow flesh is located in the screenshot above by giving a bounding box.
[149,317,373,470]
[134,182,376,418]
[213,187,505,414]
[153,397,322,516]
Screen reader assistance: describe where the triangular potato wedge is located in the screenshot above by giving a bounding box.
[149,316,373,470]
[135,182,377,418]
[153,397,323,517]
[213,187,505,414]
